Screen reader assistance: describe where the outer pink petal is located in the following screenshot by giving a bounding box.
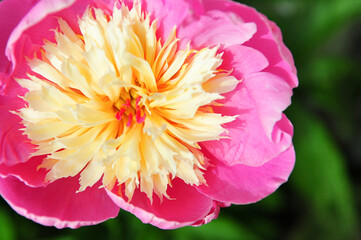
[197,145,295,204]
[201,0,298,88]
[0,0,41,75]
[6,0,75,72]
[178,9,256,49]
[4,0,97,92]
[0,156,47,187]
[201,75,294,167]
[107,178,216,229]
[0,175,120,229]
[242,72,292,138]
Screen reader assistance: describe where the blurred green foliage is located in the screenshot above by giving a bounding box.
[1,0,360,239]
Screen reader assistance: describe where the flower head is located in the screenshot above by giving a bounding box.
[17,2,238,201]
[0,0,297,229]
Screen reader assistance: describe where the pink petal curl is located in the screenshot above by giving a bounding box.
[0,156,47,187]
[107,178,217,229]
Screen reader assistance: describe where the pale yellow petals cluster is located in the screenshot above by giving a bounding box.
[16,3,239,201]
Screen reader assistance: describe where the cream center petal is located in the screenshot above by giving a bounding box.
[16,2,239,201]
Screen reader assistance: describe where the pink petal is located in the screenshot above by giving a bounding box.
[243,72,292,138]
[246,37,298,89]
[178,9,256,49]
[5,0,94,85]
[140,0,193,41]
[266,20,298,87]
[191,201,226,227]
[197,146,295,204]
[201,74,294,167]
[0,175,120,229]
[6,0,75,71]
[107,178,216,229]
[0,94,34,166]
[0,156,47,187]
[0,0,41,75]
[201,0,298,88]
[220,44,269,76]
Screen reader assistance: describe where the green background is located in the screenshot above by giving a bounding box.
[1,0,360,239]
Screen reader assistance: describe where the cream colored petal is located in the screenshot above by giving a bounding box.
[28,59,71,90]
[203,75,240,94]
[83,48,116,82]
[61,59,99,100]
[57,18,84,47]
[24,120,75,141]
[79,157,106,192]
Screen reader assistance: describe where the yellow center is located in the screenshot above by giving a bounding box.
[16,2,239,201]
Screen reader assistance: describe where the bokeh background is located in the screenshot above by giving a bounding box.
[1,0,360,239]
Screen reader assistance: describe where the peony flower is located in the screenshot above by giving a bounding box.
[0,0,298,229]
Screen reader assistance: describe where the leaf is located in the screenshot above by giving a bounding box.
[289,104,358,239]
[304,0,361,48]
[173,217,261,240]
[0,209,16,240]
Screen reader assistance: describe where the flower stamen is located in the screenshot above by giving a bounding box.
[135,96,146,124]
[115,99,131,121]
[127,113,133,127]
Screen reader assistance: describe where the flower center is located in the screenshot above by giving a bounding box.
[114,91,146,126]
[16,2,239,201]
